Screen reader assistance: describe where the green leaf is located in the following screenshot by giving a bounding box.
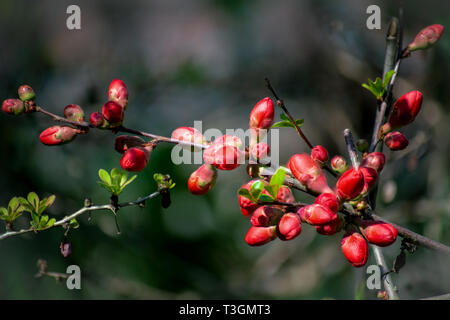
[271,120,295,128]
[0,207,8,219]
[39,215,49,229]
[110,168,122,186]
[38,195,56,215]
[45,195,56,208]
[69,218,80,229]
[17,197,33,214]
[119,172,128,186]
[294,119,304,126]
[383,70,395,87]
[269,168,286,198]
[120,174,137,190]
[27,192,39,212]
[8,197,20,212]
[98,169,111,185]
[238,188,254,202]
[362,76,386,100]
[259,194,275,202]
[280,113,290,121]
[45,218,56,229]
[250,180,264,201]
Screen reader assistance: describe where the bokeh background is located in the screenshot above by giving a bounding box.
[0,0,449,300]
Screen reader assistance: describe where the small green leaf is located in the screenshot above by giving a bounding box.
[39,215,49,228]
[17,197,33,213]
[294,119,304,127]
[98,169,111,185]
[69,218,80,229]
[271,120,294,128]
[259,194,275,202]
[268,168,286,198]
[280,113,290,121]
[45,195,56,208]
[46,218,56,229]
[119,173,128,186]
[27,192,39,212]
[110,168,122,186]
[0,207,8,219]
[250,180,264,201]
[383,70,395,88]
[8,197,20,212]
[238,188,254,202]
[169,182,176,190]
[120,174,137,189]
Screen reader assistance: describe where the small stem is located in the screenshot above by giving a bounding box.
[35,106,209,149]
[264,78,337,178]
[372,244,399,300]
[343,129,359,169]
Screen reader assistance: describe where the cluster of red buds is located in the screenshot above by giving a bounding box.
[379,90,423,151]
[90,79,128,128]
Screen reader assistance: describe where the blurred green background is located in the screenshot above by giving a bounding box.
[0,0,449,299]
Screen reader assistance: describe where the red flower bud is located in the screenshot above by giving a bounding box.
[249,142,270,160]
[249,97,275,130]
[315,193,340,212]
[114,135,145,154]
[39,126,79,146]
[2,99,25,115]
[316,216,342,236]
[311,145,329,165]
[384,131,409,151]
[298,204,338,226]
[341,231,368,267]
[102,101,124,125]
[108,79,129,109]
[203,144,241,170]
[64,104,85,122]
[90,112,106,127]
[336,168,365,201]
[276,186,295,204]
[277,212,302,241]
[18,85,35,102]
[188,164,218,195]
[331,155,348,174]
[360,221,398,247]
[288,154,333,194]
[408,24,444,52]
[250,206,283,227]
[171,127,206,147]
[361,152,385,172]
[244,226,277,246]
[384,91,423,131]
[120,146,151,172]
[238,180,269,216]
[360,166,378,190]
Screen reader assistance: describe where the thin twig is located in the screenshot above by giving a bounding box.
[264,78,337,178]
[343,129,359,169]
[36,106,209,150]
[0,191,161,240]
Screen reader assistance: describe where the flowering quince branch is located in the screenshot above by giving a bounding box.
[1,6,448,299]
[0,189,161,241]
